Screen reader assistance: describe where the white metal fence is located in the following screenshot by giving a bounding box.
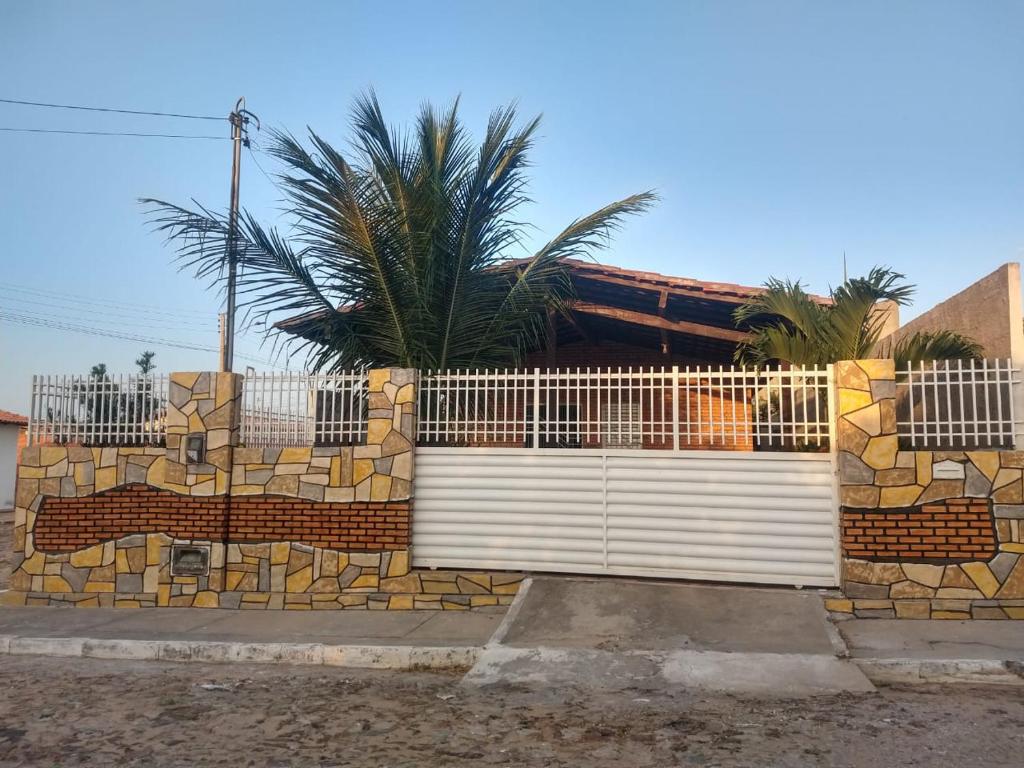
[896,359,1021,449]
[27,374,169,446]
[240,372,367,447]
[417,366,834,451]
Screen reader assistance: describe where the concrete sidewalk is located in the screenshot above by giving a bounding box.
[836,617,1024,684]
[2,576,1022,690]
[0,602,507,670]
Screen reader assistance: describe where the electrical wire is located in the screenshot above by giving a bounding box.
[0,284,219,321]
[0,97,225,121]
[0,311,281,368]
[0,127,228,140]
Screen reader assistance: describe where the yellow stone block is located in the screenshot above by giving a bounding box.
[367,418,391,445]
[838,388,874,416]
[330,456,341,486]
[388,594,414,610]
[215,468,229,495]
[862,435,899,470]
[95,466,117,492]
[368,369,390,393]
[395,383,415,404]
[1004,607,1024,619]
[492,580,522,595]
[370,474,392,501]
[39,446,68,466]
[115,600,142,608]
[231,484,265,495]
[470,595,500,607]
[353,459,374,485]
[157,584,171,606]
[967,451,1000,482]
[962,562,1001,598]
[286,565,313,593]
[932,611,971,620]
[279,446,313,464]
[387,550,410,577]
[845,403,881,437]
[225,570,246,591]
[69,544,104,568]
[350,574,379,589]
[42,576,72,593]
[993,467,1022,490]
[193,591,219,608]
[146,536,162,566]
[19,466,46,479]
[0,592,27,607]
[215,372,238,407]
[856,359,895,381]
[73,462,90,486]
[84,581,115,593]
[878,485,922,508]
[915,451,932,486]
[21,551,47,575]
[1000,543,1024,554]
[271,542,291,565]
[115,549,130,573]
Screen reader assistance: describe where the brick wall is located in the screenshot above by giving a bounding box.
[228,497,409,550]
[841,497,998,561]
[34,484,410,552]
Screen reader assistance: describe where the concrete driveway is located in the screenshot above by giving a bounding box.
[466,575,874,696]
[500,576,839,654]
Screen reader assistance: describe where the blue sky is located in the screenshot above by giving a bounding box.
[1,0,1022,412]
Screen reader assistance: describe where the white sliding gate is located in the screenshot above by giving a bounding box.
[413,447,839,587]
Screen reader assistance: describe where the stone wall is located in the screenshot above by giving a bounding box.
[3,368,524,610]
[832,359,1024,619]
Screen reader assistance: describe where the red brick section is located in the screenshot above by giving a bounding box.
[34,484,410,552]
[228,497,409,550]
[842,498,998,561]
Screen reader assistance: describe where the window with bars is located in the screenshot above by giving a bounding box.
[601,401,642,448]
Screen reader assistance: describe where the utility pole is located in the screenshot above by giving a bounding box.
[220,97,259,372]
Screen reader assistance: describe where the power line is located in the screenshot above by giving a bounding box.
[0,127,228,140]
[0,284,219,322]
[0,311,280,368]
[0,97,225,121]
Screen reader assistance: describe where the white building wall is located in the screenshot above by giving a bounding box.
[0,424,21,509]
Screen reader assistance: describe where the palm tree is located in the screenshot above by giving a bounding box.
[733,267,981,366]
[144,94,655,371]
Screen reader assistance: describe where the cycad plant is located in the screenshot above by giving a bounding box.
[144,94,654,371]
[733,267,981,366]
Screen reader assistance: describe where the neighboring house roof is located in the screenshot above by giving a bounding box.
[274,259,829,363]
[0,410,28,427]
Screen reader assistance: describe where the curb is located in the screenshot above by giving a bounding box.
[0,634,481,670]
[854,657,1024,686]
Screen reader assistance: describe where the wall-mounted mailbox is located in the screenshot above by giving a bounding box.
[170,545,210,577]
[185,434,206,465]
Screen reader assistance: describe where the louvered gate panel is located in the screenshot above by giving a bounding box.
[413,448,838,587]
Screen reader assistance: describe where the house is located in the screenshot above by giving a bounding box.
[0,410,28,509]
[278,260,832,451]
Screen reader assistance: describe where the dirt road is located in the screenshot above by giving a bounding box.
[0,655,1021,767]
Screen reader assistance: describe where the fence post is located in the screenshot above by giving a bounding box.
[532,368,541,449]
[672,365,680,451]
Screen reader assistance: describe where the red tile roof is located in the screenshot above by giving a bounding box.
[0,410,28,426]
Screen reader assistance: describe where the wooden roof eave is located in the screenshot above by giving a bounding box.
[570,301,750,344]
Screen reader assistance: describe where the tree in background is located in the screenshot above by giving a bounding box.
[144,92,654,371]
[135,351,156,373]
[733,267,982,367]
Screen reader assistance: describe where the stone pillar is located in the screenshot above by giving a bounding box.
[164,372,243,496]
[359,368,416,502]
[835,359,901,507]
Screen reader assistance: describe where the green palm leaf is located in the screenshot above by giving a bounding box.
[144,94,655,370]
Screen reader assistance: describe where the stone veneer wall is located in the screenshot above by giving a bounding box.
[3,368,524,610]
[831,359,1024,619]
